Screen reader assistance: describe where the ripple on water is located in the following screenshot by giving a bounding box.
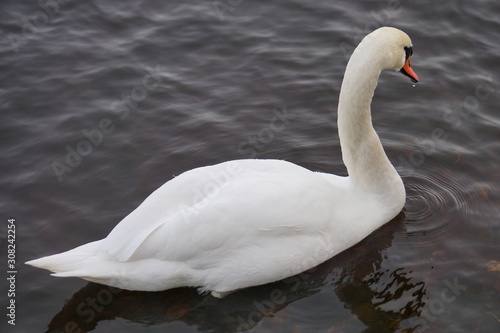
[402,167,476,249]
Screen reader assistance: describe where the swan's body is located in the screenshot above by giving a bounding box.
[27,27,419,297]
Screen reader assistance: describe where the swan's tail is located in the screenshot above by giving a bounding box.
[25,240,103,276]
[26,240,193,291]
[25,240,134,288]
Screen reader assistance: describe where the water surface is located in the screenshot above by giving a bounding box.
[1,1,499,332]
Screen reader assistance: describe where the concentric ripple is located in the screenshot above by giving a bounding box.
[401,165,488,246]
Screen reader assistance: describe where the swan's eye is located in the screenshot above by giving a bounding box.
[404,46,413,60]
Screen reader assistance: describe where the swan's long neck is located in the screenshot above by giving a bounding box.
[337,47,404,198]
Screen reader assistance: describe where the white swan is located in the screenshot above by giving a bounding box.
[26,27,419,297]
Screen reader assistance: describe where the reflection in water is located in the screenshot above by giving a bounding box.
[45,212,427,332]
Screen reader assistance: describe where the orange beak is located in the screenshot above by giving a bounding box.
[400,57,419,83]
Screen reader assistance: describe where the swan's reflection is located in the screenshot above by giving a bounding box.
[45,212,425,332]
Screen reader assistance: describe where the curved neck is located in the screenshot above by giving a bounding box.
[337,50,402,196]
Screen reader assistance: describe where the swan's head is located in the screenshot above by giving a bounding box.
[361,27,419,83]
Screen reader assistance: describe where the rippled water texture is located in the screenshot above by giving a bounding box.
[1,1,499,332]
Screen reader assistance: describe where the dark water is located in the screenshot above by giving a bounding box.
[1,0,499,332]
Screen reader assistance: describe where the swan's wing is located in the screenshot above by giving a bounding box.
[98,162,224,261]
[99,159,351,291]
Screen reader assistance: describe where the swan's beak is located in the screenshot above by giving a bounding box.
[400,58,419,83]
